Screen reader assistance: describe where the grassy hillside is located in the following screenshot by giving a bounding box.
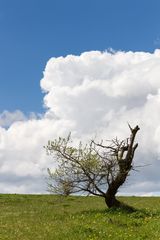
[0,194,160,240]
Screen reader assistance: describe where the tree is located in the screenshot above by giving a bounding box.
[47,168,74,196]
[45,125,140,209]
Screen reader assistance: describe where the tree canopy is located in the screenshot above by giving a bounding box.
[45,125,140,209]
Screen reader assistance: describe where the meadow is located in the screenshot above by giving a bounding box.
[0,194,160,240]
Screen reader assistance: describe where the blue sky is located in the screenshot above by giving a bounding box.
[0,0,160,114]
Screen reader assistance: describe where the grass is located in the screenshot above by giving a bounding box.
[0,194,160,239]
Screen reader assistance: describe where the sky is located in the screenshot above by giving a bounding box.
[0,0,160,195]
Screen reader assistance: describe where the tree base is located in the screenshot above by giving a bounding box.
[105,196,135,212]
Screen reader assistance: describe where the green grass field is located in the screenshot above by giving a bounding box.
[0,194,160,240]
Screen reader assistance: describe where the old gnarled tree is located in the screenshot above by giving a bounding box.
[46,125,140,209]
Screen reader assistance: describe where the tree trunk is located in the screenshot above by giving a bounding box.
[104,125,140,210]
[104,178,136,211]
[104,193,135,212]
[105,182,122,208]
[105,194,121,208]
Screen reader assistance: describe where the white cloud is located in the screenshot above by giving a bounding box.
[0,110,42,128]
[0,110,26,128]
[1,49,160,194]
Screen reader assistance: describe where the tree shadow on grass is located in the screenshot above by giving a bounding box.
[79,206,158,218]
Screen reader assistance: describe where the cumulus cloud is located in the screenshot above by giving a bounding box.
[0,110,26,128]
[1,49,160,194]
[0,110,42,128]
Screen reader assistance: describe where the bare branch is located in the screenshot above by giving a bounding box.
[45,125,140,209]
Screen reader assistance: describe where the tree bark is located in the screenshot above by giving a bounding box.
[105,194,121,208]
[104,125,140,209]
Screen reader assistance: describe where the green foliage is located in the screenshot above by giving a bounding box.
[45,126,140,207]
[45,134,106,196]
[0,194,160,240]
[47,168,74,196]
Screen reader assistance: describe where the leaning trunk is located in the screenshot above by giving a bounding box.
[104,192,135,211]
[104,125,140,210]
[105,194,121,208]
[105,181,122,208]
[104,170,132,209]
